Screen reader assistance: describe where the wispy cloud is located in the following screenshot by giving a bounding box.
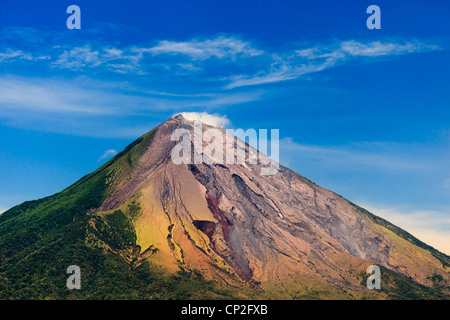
[136,36,263,60]
[0,76,119,114]
[52,45,144,74]
[225,57,333,89]
[338,40,438,57]
[3,34,262,75]
[176,63,203,72]
[0,49,49,63]
[0,76,261,137]
[0,25,441,87]
[0,49,32,62]
[226,40,439,89]
[0,76,260,114]
[98,149,118,161]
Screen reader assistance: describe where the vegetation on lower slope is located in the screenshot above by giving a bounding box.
[359,265,448,300]
[0,163,110,262]
[0,215,240,299]
[0,128,157,260]
[88,209,137,251]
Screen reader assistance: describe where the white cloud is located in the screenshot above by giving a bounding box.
[360,203,450,255]
[339,40,438,57]
[138,36,263,60]
[176,63,203,72]
[226,39,439,89]
[0,30,440,86]
[99,149,118,161]
[178,112,230,127]
[0,75,261,115]
[0,76,118,114]
[0,51,49,64]
[52,45,143,74]
[0,49,34,63]
[52,46,101,70]
[2,34,264,73]
[0,207,7,214]
[225,59,333,89]
[0,76,259,137]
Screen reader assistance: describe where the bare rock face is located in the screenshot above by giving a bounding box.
[92,115,449,296]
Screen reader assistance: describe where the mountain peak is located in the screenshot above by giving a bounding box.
[92,116,450,294]
[0,115,448,299]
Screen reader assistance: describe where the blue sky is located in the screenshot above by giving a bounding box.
[0,0,449,253]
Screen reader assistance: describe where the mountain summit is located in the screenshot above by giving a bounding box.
[0,114,448,299]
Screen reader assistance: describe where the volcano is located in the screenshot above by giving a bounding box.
[0,114,448,299]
